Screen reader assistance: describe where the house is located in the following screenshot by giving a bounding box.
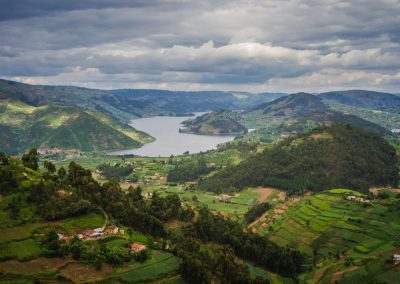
[394,254,400,264]
[104,225,119,234]
[131,242,146,252]
[83,228,103,238]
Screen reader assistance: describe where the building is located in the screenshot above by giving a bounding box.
[131,242,146,252]
[104,225,119,234]
[347,195,356,200]
[394,254,400,264]
[83,228,103,238]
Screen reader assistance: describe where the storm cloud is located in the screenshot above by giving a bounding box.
[0,0,399,92]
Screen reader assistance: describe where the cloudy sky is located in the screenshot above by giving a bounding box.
[1,0,399,93]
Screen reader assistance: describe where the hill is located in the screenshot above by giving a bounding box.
[255,189,400,283]
[319,90,400,114]
[251,92,329,116]
[181,111,248,136]
[241,93,391,139]
[199,125,399,194]
[0,79,286,121]
[0,100,153,154]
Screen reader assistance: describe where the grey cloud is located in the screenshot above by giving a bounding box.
[0,0,399,92]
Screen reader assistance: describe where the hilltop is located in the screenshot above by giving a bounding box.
[0,100,153,154]
[241,93,391,140]
[181,111,248,136]
[200,124,399,194]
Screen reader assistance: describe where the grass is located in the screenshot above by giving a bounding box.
[0,223,40,243]
[105,238,130,249]
[0,238,42,261]
[114,250,181,283]
[55,212,104,234]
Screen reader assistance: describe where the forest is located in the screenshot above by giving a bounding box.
[200,124,399,194]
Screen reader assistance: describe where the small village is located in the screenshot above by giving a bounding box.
[57,225,147,253]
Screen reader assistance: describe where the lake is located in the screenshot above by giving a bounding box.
[110,114,235,157]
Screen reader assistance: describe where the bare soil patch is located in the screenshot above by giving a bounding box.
[278,192,286,201]
[255,187,275,203]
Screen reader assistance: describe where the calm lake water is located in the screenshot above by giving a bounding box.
[110,114,235,157]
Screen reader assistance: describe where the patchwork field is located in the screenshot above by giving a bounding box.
[261,189,400,283]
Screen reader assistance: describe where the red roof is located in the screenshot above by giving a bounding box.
[131,242,146,250]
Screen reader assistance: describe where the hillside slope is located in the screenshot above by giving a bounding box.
[319,90,400,114]
[181,111,248,135]
[259,189,400,283]
[0,79,285,120]
[199,125,399,194]
[0,100,153,154]
[241,93,391,139]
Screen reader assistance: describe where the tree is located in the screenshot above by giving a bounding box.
[0,152,9,165]
[57,167,67,181]
[21,148,38,170]
[44,160,56,174]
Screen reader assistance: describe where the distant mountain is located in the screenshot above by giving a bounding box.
[0,79,286,121]
[0,100,153,154]
[200,124,399,194]
[319,90,400,113]
[251,92,329,116]
[241,93,390,137]
[181,110,248,136]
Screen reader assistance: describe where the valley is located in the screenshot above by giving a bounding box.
[0,80,400,284]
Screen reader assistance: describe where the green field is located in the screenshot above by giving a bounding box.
[0,238,42,261]
[114,250,181,283]
[263,189,400,283]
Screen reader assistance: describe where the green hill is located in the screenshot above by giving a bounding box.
[0,79,285,120]
[200,125,399,194]
[319,90,400,114]
[181,111,248,135]
[261,189,400,283]
[0,100,153,154]
[251,92,329,117]
[241,93,391,140]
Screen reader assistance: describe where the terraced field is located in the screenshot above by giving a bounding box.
[261,189,400,283]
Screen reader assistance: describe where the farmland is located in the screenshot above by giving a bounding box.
[259,189,400,283]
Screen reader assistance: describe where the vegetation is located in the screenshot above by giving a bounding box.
[167,157,214,182]
[182,110,248,135]
[200,125,399,194]
[320,90,400,114]
[96,162,134,181]
[0,100,152,154]
[244,203,272,224]
[264,189,400,283]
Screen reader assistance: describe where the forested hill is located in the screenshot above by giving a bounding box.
[251,92,329,116]
[0,100,153,154]
[242,92,391,137]
[199,124,399,194]
[0,79,285,121]
[181,110,248,135]
[319,90,400,113]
